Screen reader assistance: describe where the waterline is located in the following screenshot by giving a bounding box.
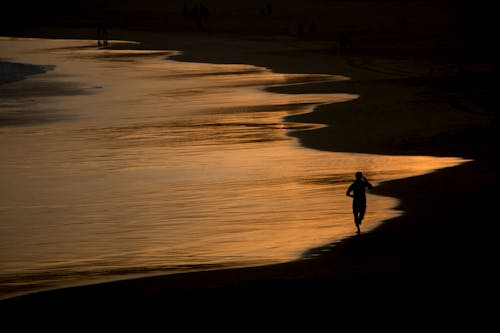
[0,37,466,299]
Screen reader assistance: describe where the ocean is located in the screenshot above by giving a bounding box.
[0,37,465,299]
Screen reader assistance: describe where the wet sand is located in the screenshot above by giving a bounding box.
[1,1,498,322]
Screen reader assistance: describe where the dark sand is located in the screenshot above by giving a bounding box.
[1,1,498,323]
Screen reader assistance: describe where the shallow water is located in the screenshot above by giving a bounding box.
[0,37,465,298]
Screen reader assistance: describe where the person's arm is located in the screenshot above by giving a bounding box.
[363,177,373,190]
[346,184,354,197]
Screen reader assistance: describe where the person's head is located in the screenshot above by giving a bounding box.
[355,171,363,180]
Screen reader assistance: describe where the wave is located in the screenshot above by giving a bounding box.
[0,60,54,84]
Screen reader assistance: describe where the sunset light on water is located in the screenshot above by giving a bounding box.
[0,38,466,298]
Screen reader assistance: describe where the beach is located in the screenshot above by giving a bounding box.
[1,1,498,321]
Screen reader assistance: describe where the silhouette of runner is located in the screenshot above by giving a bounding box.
[346,171,373,234]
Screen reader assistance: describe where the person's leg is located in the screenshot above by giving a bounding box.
[353,205,361,233]
[358,205,366,224]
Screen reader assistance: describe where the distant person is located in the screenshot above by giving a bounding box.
[261,4,273,16]
[339,32,350,53]
[190,2,209,31]
[346,172,373,234]
[309,21,317,34]
[97,20,109,47]
[266,3,273,16]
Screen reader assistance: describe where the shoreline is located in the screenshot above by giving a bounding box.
[1,27,498,316]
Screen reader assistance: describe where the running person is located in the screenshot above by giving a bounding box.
[346,171,373,234]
